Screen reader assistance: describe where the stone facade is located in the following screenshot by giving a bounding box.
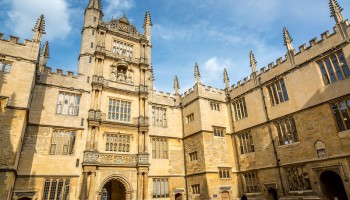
[0,0,350,199]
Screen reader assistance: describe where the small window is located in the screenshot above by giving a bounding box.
[267,78,289,106]
[237,131,254,154]
[49,130,76,155]
[43,179,70,200]
[152,107,167,127]
[186,113,194,123]
[152,178,169,198]
[93,17,97,22]
[243,172,259,193]
[191,184,200,194]
[90,42,94,48]
[210,102,220,111]
[233,98,248,121]
[219,168,231,179]
[92,30,95,35]
[317,51,350,85]
[331,98,350,132]
[213,127,225,137]
[189,151,198,161]
[56,92,81,116]
[89,56,92,63]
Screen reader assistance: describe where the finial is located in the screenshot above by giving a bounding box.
[194,63,201,84]
[33,14,46,34]
[223,68,230,90]
[174,75,180,95]
[87,0,103,15]
[39,41,49,66]
[249,51,257,74]
[143,11,153,26]
[283,27,294,52]
[329,0,344,23]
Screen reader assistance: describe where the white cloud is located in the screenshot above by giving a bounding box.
[202,57,232,85]
[104,0,134,19]
[5,0,74,41]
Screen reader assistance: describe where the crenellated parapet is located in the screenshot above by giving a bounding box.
[149,90,179,107]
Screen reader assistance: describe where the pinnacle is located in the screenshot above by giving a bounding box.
[223,68,229,83]
[329,0,343,17]
[144,11,153,26]
[33,14,46,34]
[87,0,103,15]
[283,27,293,46]
[41,41,50,58]
[174,75,180,90]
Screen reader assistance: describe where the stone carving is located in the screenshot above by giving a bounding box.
[137,154,150,165]
[83,151,99,163]
[99,153,137,165]
[315,140,327,158]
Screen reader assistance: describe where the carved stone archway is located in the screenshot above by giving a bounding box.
[97,174,134,200]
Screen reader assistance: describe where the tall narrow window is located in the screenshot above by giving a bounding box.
[186,113,194,123]
[56,92,81,116]
[191,184,200,194]
[233,98,248,121]
[210,102,220,111]
[285,166,312,191]
[152,138,168,159]
[243,172,259,193]
[50,130,76,155]
[331,98,350,132]
[42,179,70,200]
[105,134,130,152]
[237,131,254,154]
[152,107,167,127]
[90,42,94,48]
[317,51,350,85]
[108,99,131,122]
[213,127,225,137]
[189,151,198,161]
[152,178,169,198]
[275,117,299,145]
[112,40,133,58]
[267,78,289,106]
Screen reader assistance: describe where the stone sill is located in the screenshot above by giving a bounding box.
[289,190,313,194]
[278,142,300,149]
[338,129,350,138]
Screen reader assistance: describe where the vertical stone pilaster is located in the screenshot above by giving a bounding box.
[88,172,96,200]
[143,172,149,200]
[137,172,143,199]
[80,172,88,200]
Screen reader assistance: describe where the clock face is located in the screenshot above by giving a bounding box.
[118,23,129,33]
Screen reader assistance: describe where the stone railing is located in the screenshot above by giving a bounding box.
[92,75,104,84]
[95,45,106,54]
[133,116,149,126]
[135,85,148,93]
[83,152,149,166]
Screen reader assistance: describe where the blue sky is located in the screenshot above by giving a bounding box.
[0,0,349,93]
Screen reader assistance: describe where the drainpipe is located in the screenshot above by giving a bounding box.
[180,102,189,200]
[258,77,286,196]
[226,93,244,195]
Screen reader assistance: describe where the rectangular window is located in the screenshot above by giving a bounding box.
[152,107,167,127]
[189,151,198,161]
[243,172,259,193]
[56,92,81,116]
[90,42,94,48]
[331,98,350,132]
[152,138,168,159]
[275,117,299,145]
[317,51,350,85]
[49,130,76,155]
[238,131,254,154]
[92,30,95,35]
[213,127,225,137]
[105,134,130,152]
[267,79,289,106]
[219,168,231,179]
[108,99,131,122]
[112,40,133,58]
[0,61,11,73]
[233,98,248,121]
[42,179,70,200]
[285,166,312,191]
[186,113,194,123]
[152,178,169,198]
[210,102,220,111]
[191,184,200,194]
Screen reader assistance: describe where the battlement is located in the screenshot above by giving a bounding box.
[153,90,175,98]
[0,33,34,46]
[42,67,80,78]
[229,24,344,94]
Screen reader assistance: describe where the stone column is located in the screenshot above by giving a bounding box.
[143,172,149,200]
[90,127,95,150]
[97,90,102,110]
[126,191,132,200]
[88,172,96,200]
[80,172,88,200]
[90,90,96,109]
[86,126,92,150]
[137,172,143,199]
[144,131,149,153]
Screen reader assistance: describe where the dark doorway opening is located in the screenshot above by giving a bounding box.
[175,193,182,200]
[222,191,230,200]
[18,198,31,200]
[320,170,348,200]
[267,188,278,200]
[101,180,126,200]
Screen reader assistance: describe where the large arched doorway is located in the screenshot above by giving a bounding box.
[267,188,278,200]
[101,180,126,200]
[175,193,182,200]
[320,170,348,200]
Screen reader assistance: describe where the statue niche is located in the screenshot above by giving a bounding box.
[109,58,133,84]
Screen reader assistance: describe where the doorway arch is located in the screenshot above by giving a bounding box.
[320,170,348,200]
[175,193,182,200]
[98,174,134,200]
[267,188,278,200]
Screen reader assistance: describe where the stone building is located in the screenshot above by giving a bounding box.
[0,0,350,199]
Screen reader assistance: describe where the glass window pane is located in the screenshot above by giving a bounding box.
[280,79,289,101]
[338,51,350,77]
[331,55,344,80]
[332,104,345,132]
[318,61,330,85]
[340,101,350,130]
[324,58,337,83]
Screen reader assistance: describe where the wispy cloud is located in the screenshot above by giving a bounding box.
[4,0,74,41]
[202,57,232,85]
[104,0,134,20]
